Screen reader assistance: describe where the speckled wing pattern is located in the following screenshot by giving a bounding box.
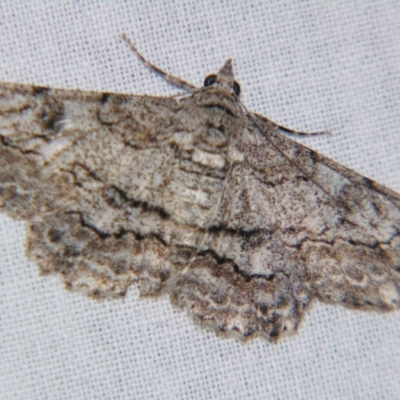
[1,56,400,341]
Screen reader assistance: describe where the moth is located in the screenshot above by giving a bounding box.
[1,35,399,341]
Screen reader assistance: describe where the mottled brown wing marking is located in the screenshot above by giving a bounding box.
[248,115,400,309]
[190,111,400,338]
[0,82,204,299]
[172,252,309,339]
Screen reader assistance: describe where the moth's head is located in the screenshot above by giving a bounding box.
[203,59,241,96]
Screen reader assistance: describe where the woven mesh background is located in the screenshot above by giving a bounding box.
[1,2,400,399]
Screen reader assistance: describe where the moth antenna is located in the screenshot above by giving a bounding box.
[120,33,197,93]
[254,112,332,136]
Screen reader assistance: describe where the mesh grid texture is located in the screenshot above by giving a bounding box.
[1,2,400,399]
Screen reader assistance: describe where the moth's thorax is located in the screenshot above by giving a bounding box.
[195,86,240,117]
[162,89,246,228]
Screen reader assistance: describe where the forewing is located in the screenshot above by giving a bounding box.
[250,116,400,309]
[0,82,191,298]
[173,112,400,340]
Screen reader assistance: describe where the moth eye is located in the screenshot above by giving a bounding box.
[233,81,241,96]
[204,74,217,87]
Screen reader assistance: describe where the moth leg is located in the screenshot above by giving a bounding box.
[254,112,332,137]
[120,34,197,93]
